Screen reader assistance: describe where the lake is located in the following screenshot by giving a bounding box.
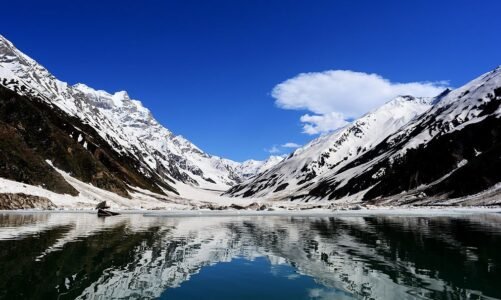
[0,212,500,299]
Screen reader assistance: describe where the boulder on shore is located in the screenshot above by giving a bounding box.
[0,193,55,210]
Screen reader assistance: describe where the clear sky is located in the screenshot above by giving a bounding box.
[2,0,501,161]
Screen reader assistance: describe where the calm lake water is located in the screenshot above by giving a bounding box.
[0,212,500,300]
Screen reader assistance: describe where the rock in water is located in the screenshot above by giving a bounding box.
[95,201,110,210]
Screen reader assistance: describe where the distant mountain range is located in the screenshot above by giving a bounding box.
[1,34,500,207]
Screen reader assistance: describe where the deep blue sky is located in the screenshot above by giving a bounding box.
[2,0,500,161]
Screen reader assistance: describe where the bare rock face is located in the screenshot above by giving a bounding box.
[0,193,56,210]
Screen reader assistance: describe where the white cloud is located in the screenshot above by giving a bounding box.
[300,112,349,135]
[281,142,301,148]
[272,70,449,134]
[265,145,281,154]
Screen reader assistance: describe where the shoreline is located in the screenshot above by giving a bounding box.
[1,206,501,217]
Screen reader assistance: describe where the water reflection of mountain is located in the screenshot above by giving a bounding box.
[0,213,500,299]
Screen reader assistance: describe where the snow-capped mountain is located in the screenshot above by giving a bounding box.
[229,66,501,206]
[0,35,280,199]
[226,95,434,198]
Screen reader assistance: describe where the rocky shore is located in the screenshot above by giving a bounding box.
[0,193,56,210]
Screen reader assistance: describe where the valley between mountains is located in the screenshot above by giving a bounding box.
[1,34,501,210]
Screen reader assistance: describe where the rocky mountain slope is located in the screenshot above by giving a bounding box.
[228,67,501,206]
[0,35,280,200]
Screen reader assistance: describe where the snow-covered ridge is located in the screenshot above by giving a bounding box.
[0,34,282,198]
[227,95,434,198]
[388,66,501,153]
